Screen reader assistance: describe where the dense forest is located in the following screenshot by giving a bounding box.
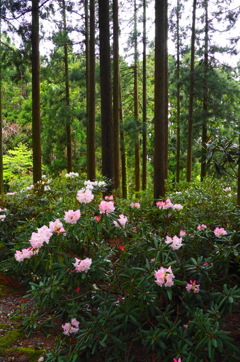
[0,0,239,200]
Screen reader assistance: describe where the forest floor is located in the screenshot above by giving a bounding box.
[0,274,240,362]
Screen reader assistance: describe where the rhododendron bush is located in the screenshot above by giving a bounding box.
[0,176,239,361]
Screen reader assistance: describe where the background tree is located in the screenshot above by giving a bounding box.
[98,0,113,186]
[32,0,42,184]
[154,0,168,199]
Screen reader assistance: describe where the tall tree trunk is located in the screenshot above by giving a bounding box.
[86,0,96,180]
[238,135,240,206]
[0,8,3,195]
[62,0,72,173]
[134,0,140,193]
[186,0,197,182]
[32,0,42,184]
[142,0,147,190]
[201,0,208,181]
[98,0,114,186]
[113,0,121,192]
[154,0,167,199]
[164,0,168,180]
[176,0,181,183]
[119,80,127,199]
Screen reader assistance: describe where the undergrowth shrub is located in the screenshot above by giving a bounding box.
[0,176,239,361]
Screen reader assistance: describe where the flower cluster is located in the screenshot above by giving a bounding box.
[113,214,128,227]
[186,280,200,293]
[64,209,81,224]
[130,202,140,209]
[30,225,53,249]
[154,266,175,287]
[65,172,79,178]
[214,227,227,237]
[62,318,80,336]
[99,200,115,214]
[156,198,183,210]
[165,235,183,250]
[49,219,66,234]
[14,247,39,262]
[77,189,94,203]
[84,180,106,189]
[197,224,207,231]
[73,257,92,272]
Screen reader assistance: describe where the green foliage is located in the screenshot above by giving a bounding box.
[0,177,239,360]
[3,144,33,185]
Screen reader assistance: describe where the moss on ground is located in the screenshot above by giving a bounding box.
[0,329,23,353]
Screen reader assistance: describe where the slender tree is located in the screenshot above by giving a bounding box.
[142,0,147,190]
[113,0,121,191]
[201,0,208,181]
[134,0,140,193]
[0,0,3,195]
[98,0,114,185]
[176,0,181,183]
[86,0,96,180]
[154,0,168,199]
[32,0,42,184]
[186,0,197,182]
[62,0,72,173]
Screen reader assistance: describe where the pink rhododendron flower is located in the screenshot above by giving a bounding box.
[197,224,207,231]
[73,257,92,272]
[179,230,186,237]
[173,358,182,362]
[119,245,125,251]
[64,209,81,224]
[105,195,114,200]
[113,214,128,227]
[214,227,227,237]
[154,266,175,287]
[49,219,66,234]
[14,247,39,262]
[0,214,6,221]
[156,200,165,208]
[99,200,115,214]
[94,216,101,222]
[163,198,174,209]
[130,202,140,208]
[6,191,17,195]
[165,235,183,250]
[76,189,94,203]
[172,203,183,210]
[29,225,52,249]
[62,318,80,336]
[186,280,200,293]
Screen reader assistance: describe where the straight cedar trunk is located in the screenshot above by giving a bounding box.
[86,0,96,180]
[32,0,42,184]
[164,1,168,180]
[176,0,181,183]
[119,80,127,199]
[154,0,168,199]
[0,15,3,194]
[238,136,240,206]
[186,0,197,182]
[62,0,72,173]
[142,0,147,190]
[201,0,208,181]
[113,0,121,191]
[98,0,114,186]
[134,0,140,193]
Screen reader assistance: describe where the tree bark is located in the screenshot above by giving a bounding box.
[62,0,72,173]
[154,0,168,199]
[113,0,121,191]
[142,0,147,190]
[86,0,96,180]
[32,0,42,184]
[98,0,114,185]
[134,0,140,193]
[186,0,197,182]
[201,0,208,181]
